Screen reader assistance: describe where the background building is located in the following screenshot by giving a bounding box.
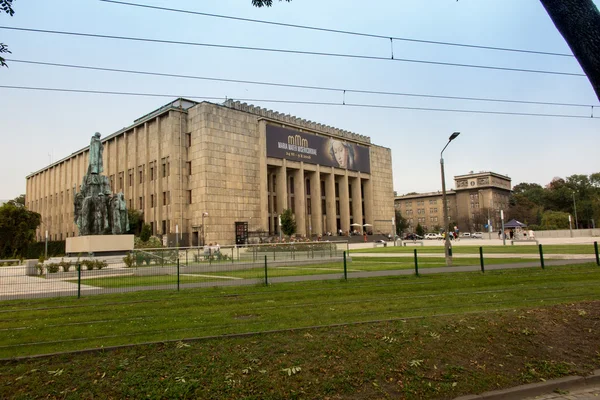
[26,99,395,245]
[395,171,511,233]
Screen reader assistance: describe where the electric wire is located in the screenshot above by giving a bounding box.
[99,0,575,58]
[0,85,596,119]
[0,26,586,77]
[6,58,596,109]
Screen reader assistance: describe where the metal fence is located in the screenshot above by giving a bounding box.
[0,241,349,300]
[2,241,599,301]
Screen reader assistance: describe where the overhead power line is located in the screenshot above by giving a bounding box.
[7,58,597,109]
[0,26,586,77]
[99,0,575,59]
[0,84,596,119]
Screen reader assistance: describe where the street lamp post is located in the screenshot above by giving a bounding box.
[440,132,460,266]
[572,191,578,229]
[202,212,208,246]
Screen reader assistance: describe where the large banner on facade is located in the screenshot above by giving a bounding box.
[266,125,370,173]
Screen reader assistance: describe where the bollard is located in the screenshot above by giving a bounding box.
[595,242,599,266]
[538,244,545,269]
[177,258,180,291]
[77,263,81,299]
[479,247,484,273]
[414,249,419,276]
[264,255,268,286]
[343,251,347,280]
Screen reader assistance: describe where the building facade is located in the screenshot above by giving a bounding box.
[395,171,511,233]
[26,99,395,245]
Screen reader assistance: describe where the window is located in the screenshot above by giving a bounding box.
[185,132,191,147]
[430,217,438,222]
[150,194,155,208]
[162,160,169,178]
[150,221,154,234]
[162,220,167,234]
[289,177,294,194]
[273,195,277,213]
[335,182,339,197]
[272,175,277,193]
[128,169,133,186]
[290,197,295,213]
[119,172,124,190]
[335,200,340,215]
[305,179,310,195]
[430,208,438,213]
[163,191,169,206]
[150,166,155,181]
[139,196,143,209]
[320,180,325,196]
[417,209,424,214]
[307,198,311,215]
[322,199,326,214]
[405,201,412,207]
[186,161,192,175]
[138,167,143,183]
[187,190,192,204]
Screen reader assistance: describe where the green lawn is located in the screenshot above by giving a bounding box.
[1,263,599,359]
[68,257,539,288]
[352,243,597,255]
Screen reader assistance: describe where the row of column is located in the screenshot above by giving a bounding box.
[268,161,373,236]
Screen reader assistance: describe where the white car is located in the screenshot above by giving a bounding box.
[460,232,471,238]
[424,233,442,240]
[471,232,484,239]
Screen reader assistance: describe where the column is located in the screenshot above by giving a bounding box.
[351,175,363,232]
[293,165,306,236]
[339,172,350,235]
[326,170,336,234]
[363,178,374,227]
[275,161,288,219]
[309,167,322,236]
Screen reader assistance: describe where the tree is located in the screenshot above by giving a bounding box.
[252,0,600,101]
[8,194,25,208]
[395,210,408,235]
[280,208,297,236]
[541,210,570,229]
[140,223,152,242]
[0,202,41,258]
[415,223,424,237]
[0,0,15,68]
[127,209,143,235]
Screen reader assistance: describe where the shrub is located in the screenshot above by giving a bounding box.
[61,261,72,272]
[82,260,95,270]
[123,253,135,268]
[95,260,107,270]
[140,224,152,242]
[36,264,44,275]
[46,263,60,273]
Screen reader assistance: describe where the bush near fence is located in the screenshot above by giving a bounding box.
[25,241,65,259]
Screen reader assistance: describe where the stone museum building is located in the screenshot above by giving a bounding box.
[395,171,511,233]
[26,99,394,246]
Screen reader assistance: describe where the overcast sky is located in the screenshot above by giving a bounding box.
[1,0,599,200]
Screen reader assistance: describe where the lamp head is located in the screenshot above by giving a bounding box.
[449,132,460,141]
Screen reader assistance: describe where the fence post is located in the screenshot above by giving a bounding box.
[231,247,234,264]
[479,246,485,273]
[77,263,81,299]
[538,244,545,269]
[177,258,180,291]
[343,251,347,280]
[264,255,268,286]
[414,249,419,276]
[595,241,599,266]
[185,249,188,267]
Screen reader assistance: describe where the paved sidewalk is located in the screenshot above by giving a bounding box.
[456,370,600,399]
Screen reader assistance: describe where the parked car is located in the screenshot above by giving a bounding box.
[424,233,442,240]
[403,233,423,240]
[460,232,471,238]
[471,232,484,239]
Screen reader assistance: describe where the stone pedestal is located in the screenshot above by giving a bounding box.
[66,235,134,256]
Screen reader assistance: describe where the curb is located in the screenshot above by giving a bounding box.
[454,369,600,399]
